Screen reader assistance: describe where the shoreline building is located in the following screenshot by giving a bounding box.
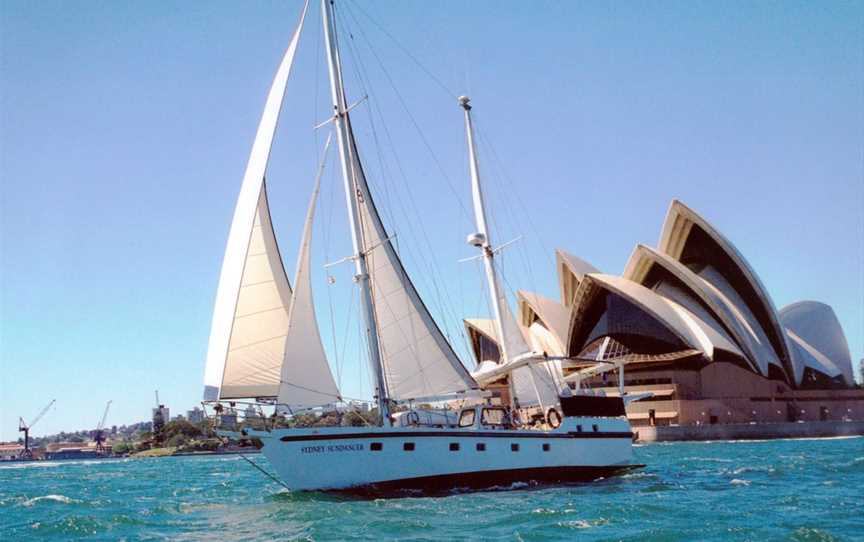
[187,407,205,424]
[466,200,863,432]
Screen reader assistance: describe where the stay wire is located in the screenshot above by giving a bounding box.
[239,452,292,491]
[339,1,473,349]
[343,0,473,224]
[345,0,459,100]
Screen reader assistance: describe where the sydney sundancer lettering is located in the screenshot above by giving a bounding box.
[301,443,365,454]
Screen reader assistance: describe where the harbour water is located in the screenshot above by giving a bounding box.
[2,437,862,541]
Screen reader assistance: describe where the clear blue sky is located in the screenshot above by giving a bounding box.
[1,1,862,441]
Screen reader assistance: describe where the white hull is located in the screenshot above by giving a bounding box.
[246,417,636,494]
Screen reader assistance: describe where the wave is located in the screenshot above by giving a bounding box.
[779,435,862,442]
[681,457,733,463]
[0,458,128,470]
[726,466,775,476]
[21,494,81,507]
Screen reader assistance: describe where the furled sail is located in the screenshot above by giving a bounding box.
[346,125,478,401]
[277,139,341,410]
[486,298,562,410]
[202,1,308,401]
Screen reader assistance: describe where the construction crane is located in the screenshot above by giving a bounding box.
[18,399,56,459]
[93,400,112,455]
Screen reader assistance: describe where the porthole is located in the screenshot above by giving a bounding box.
[511,443,519,452]
[370,442,383,451]
[449,442,460,451]
[476,443,486,452]
[542,443,550,452]
[403,442,415,451]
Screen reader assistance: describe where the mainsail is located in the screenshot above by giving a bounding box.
[276,139,341,410]
[347,127,479,401]
[203,1,308,401]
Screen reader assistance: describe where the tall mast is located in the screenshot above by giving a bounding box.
[321,0,391,425]
[460,96,513,364]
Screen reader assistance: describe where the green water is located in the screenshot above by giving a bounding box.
[2,437,862,541]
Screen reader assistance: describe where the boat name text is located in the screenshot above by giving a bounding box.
[301,443,365,454]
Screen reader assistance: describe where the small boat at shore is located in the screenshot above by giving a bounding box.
[201,0,639,494]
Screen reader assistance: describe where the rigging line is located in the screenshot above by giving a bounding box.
[278,379,342,400]
[341,1,473,224]
[486,154,541,303]
[336,5,419,255]
[472,116,541,305]
[339,281,358,390]
[335,7,400,232]
[321,147,344,388]
[475,116,556,273]
[339,2,470,346]
[345,0,458,100]
[331,4,393,398]
[356,302,375,402]
[341,48,460,348]
[238,452,292,491]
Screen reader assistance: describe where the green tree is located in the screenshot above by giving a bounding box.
[166,433,189,448]
[111,442,132,455]
[163,419,203,441]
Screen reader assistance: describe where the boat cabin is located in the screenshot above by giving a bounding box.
[457,406,514,430]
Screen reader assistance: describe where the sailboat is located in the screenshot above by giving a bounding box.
[201,0,639,494]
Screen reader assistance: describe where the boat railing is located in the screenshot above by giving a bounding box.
[201,400,380,433]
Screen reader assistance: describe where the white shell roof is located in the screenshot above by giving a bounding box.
[517,290,571,355]
[579,274,744,361]
[623,243,780,376]
[657,199,792,377]
[556,249,600,306]
[779,301,854,386]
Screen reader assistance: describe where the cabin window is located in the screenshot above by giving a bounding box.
[403,442,415,451]
[511,443,519,452]
[370,442,383,451]
[592,424,599,432]
[476,443,486,452]
[481,407,509,426]
[576,425,583,433]
[542,443,550,452]
[459,409,476,428]
[449,442,459,451]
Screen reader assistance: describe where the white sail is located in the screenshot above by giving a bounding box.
[277,139,341,410]
[482,299,562,410]
[203,1,308,401]
[347,130,478,402]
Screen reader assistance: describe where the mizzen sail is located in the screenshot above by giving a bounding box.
[203,1,308,401]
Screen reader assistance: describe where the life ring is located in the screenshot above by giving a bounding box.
[546,408,562,429]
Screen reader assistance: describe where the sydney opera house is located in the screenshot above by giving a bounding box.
[466,200,863,431]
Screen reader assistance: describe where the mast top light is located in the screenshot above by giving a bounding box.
[458,95,472,110]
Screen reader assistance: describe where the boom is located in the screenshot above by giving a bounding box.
[24,399,55,430]
[97,400,112,431]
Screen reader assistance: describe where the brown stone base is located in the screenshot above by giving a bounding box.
[634,420,864,443]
